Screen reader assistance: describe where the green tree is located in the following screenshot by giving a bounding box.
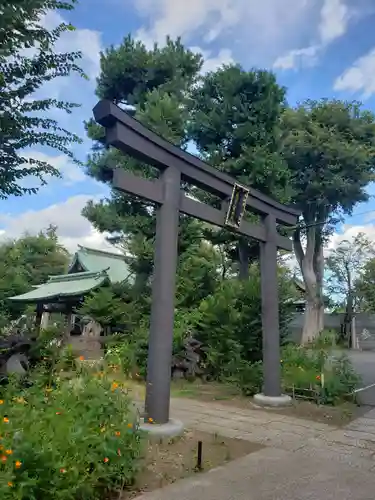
[325,233,374,342]
[356,257,375,312]
[189,65,292,279]
[0,0,84,198]
[83,36,204,294]
[0,226,70,325]
[282,100,375,342]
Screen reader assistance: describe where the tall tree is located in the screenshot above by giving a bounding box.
[356,257,375,313]
[281,100,375,342]
[83,36,204,293]
[325,233,374,342]
[189,65,292,279]
[0,226,70,326]
[0,0,84,198]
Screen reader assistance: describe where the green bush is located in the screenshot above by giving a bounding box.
[281,343,362,405]
[0,369,141,499]
[190,270,295,379]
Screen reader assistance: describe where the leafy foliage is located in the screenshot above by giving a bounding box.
[77,285,138,332]
[0,0,85,198]
[283,100,375,340]
[0,227,70,326]
[189,65,292,278]
[174,265,296,380]
[281,342,362,405]
[0,369,141,499]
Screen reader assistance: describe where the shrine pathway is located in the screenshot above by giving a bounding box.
[134,398,375,500]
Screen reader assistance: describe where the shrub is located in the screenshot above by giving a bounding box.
[281,343,362,405]
[190,269,295,379]
[0,369,141,499]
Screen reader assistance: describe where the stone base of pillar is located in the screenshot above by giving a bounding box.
[139,418,184,439]
[253,393,292,408]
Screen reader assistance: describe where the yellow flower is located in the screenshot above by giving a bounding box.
[5,449,12,455]
[45,387,53,393]
[0,400,4,405]
[148,417,154,423]
[127,423,133,429]
[3,417,9,424]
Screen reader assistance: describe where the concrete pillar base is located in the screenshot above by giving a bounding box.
[139,418,184,439]
[253,393,292,408]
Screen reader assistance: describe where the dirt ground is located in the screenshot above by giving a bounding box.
[121,430,264,499]
[170,381,363,427]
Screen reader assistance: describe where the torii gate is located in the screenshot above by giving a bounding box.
[93,100,300,424]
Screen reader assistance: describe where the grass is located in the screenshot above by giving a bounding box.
[121,430,264,498]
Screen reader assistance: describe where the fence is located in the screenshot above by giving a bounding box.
[288,312,375,350]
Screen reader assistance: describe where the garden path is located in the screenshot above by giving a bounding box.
[133,399,375,499]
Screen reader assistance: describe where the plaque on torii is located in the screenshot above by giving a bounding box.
[93,100,300,424]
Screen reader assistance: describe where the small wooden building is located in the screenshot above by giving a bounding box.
[9,246,133,359]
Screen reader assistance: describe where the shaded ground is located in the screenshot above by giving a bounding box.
[121,430,263,499]
[170,381,363,427]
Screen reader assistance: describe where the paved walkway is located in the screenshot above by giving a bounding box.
[135,398,375,500]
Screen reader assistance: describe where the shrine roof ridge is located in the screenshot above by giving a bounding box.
[93,99,300,226]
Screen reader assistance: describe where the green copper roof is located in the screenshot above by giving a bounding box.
[69,246,133,284]
[9,271,109,303]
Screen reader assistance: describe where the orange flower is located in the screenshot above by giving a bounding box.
[316,375,321,381]
[3,417,9,423]
[7,482,13,487]
[1,455,7,462]
[56,412,61,415]
[60,468,66,473]
[127,423,133,429]
[115,431,121,436]
[111,382,119,391]
[15,460,22,469]
[5,449,12,455]
[79,355,85,361]
[148,417,154,423]
[103,457,109,463]
[0,400,4,405]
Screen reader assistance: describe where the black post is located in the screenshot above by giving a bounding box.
[260,214,281,397]
[145,166,181,424]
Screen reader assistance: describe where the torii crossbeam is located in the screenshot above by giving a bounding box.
[93,100,301,424]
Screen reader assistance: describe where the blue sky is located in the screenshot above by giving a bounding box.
[1,0,375,251]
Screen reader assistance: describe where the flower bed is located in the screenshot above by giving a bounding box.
[0,369,141,499]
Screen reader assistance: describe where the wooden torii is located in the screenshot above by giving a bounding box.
[93,100,300,424]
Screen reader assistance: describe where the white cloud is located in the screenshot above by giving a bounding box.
[319,0,350,43]
[333,48,375,98]
[190,46,234,73]
[133,0,318,67]
[274,0,352,71]
[41,10,102,81]
[0,195,114,254]
[274,46,319,70]
[21,151,86,188]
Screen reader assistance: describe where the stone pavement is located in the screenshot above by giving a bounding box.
[135,398,375,500]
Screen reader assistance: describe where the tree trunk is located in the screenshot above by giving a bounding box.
[293,221,325,344]
[303,298,321,343]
